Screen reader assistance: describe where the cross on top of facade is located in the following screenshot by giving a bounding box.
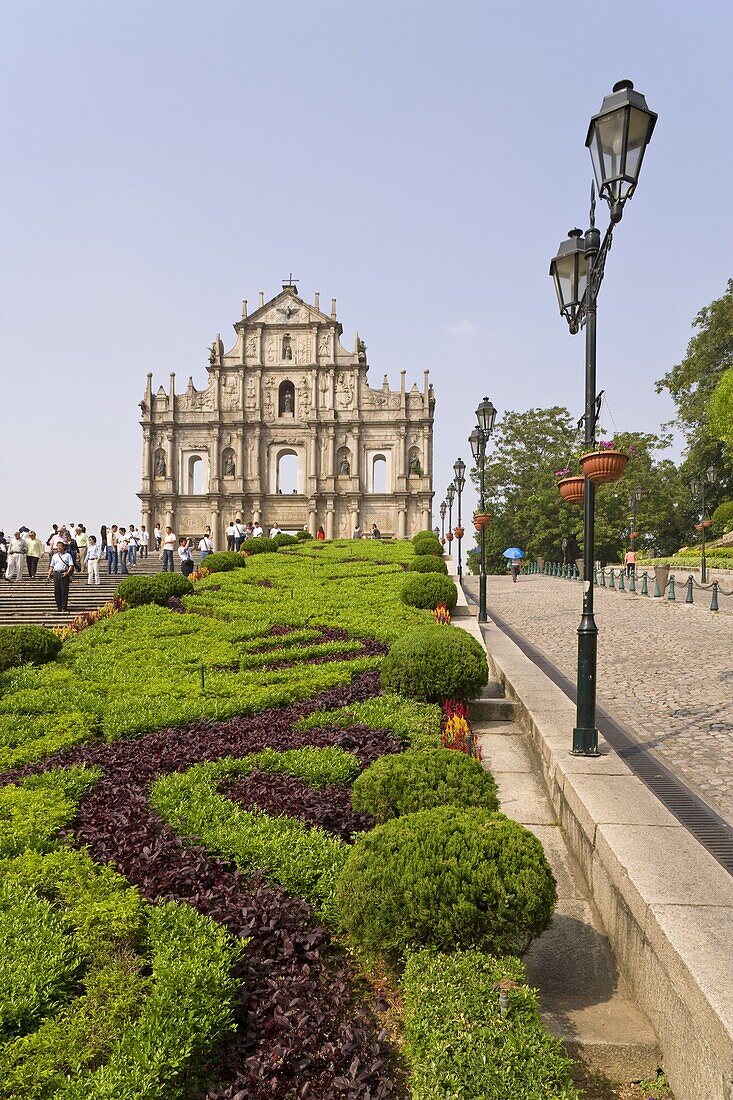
[282,273,299,290]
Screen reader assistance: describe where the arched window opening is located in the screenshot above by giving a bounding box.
[372,454,387,494]
[277,450,299,494]
[336,447,351,477]
[188,455,205,495]
[279,380,295,417]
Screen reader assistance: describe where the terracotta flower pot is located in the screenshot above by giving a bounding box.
[695,523,703,532]
[702,519,713,528]
[454,526,465,539]
[557,476,584,504]
[446,531,454,543]
[579,449,629,486]
[473,512,492,530]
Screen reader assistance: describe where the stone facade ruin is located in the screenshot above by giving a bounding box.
[138,284,435,545]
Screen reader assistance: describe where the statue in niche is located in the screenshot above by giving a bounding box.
[409,453,422,476]
[223,452,236,477]
[154,450,166,478]
[282,336,293,361]
[283,389,294,414]
[339,457,350,476]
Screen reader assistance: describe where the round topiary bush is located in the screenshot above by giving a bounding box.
[352,749,498,822]
[243,537,278,555]
[273,533,298,548]
[411,529,436,546]
[381,626,487,701]
[411,534,443,558]
[408,555,448,575]
[0,625,62,672]
[295,530,313,541]
[117,574,194,607]
[201,551,247,573]
[400,573,457,612]
[336,806,556,966]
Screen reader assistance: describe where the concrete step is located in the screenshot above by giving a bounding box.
[475,720,660,1083]
[471,696,518,722]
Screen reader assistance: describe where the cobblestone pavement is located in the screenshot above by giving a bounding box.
[465,574,733,824]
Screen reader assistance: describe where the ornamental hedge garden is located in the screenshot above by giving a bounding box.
[0,537,578,1099]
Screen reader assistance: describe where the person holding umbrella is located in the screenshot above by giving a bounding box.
[503,547,524,583]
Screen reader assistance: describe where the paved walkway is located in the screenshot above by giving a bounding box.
[465,574,733,825]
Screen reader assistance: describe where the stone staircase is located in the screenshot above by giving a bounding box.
[0,551,173,628]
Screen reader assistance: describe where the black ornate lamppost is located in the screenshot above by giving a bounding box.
[549,80,657,757]
[628,488,643,551]
[691,466,717,583]
[469,397,498,622]
[439,499,447,544]
[446,482,455,558]
[453,458,466,580]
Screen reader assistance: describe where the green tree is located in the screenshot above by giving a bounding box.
[709,368,733,451]
[656,279,733,496]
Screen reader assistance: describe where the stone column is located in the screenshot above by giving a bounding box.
[397,509,407,539]
[325,501,335,540]
[142,428,152,488]
[210,509,220,551]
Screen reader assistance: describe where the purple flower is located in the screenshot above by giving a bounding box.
[554,467,572,479]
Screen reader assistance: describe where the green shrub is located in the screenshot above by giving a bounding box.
[0,712,97,772]
[402,948,580,1100]
[400,573,457,611]
[408,555,448,574]
[0,886,83,1040]
[411,530,436,546]
[0,769,101,860]
[411,534,443,557]
[0,626,61,672]
[336,807,556,967]
[352,749,498,822]
[244,536,278,555]
[117,574,193,607]
[712,501,733,536]
[273,533,298,548]
[201,551,247,573]
[381,626,488,701]
[295,529,313,541]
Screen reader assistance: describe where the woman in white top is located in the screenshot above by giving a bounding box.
[84,536,101,585]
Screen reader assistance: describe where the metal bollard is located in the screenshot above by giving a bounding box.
[711,582,719,612]
[629,571,636,593]
[593,566,598,585]
[685,575,694,603]
[609,568,616,590]
[599,568,606,587]
[641,571,649,596]
[667,575,676,601]
[653,576,662,598]
[618,570,625,591]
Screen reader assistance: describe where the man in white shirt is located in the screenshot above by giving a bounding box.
[226,521,236,551]
[269,524,282,538]
[127,525,138,566]
[154,525,162,551]
[252,522,264,538]
[5,532,27,581]
[140,525,150,558]
[198,532,213,560]
[47,542,75,611]
[161,527,177,572]
[234,520,246,550]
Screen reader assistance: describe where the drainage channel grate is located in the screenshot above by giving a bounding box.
[482,604,733,878]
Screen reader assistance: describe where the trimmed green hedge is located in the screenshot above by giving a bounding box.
[243,537,278,555]
[201,551,247,573]
[411,534,443,558]
[400,573,457,611]
[273,533,298,548]
[336,807,556,968]
[402,949,580,1099]
[381,626,488,701]
[0,627,61,673]
[295,530,313,541]
[408,555,448,574]
[351,749,498,822]
[296,693,442,750]
[116,574,193,607]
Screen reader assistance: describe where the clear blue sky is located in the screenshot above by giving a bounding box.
[1,0,731,536]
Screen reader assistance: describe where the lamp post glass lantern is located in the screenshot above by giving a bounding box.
[549,79,656,757]
[446,483,455,552]
[453,458,466,580]
[439,499,447,541]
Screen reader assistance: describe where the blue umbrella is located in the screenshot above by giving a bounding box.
[502,547,525,559]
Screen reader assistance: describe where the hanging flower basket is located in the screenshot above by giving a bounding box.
[445,531,454,543]
[695,523,703,532]
[701,518,713,528]
[440,537,446,546]
[473,512,492,530]
[454,526,465,539]
[557,476,584,504]
[579,449,629,486]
